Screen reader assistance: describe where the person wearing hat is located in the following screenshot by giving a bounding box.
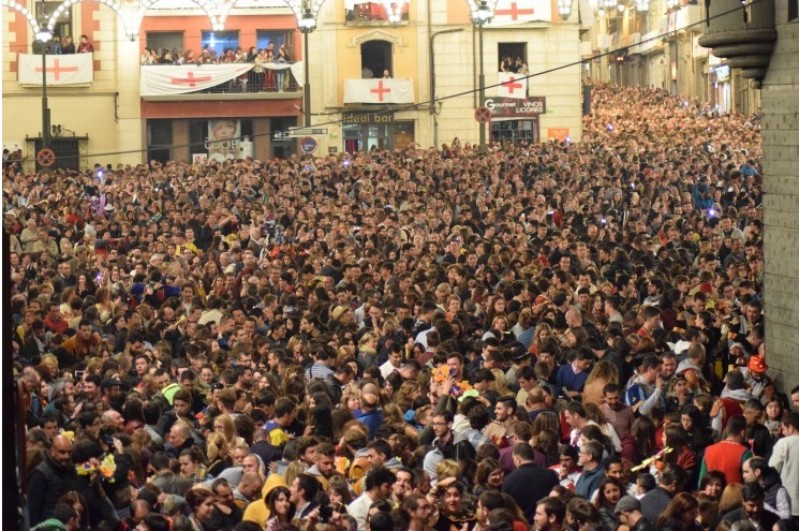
[504,342,532,392]
[614,496,655,531]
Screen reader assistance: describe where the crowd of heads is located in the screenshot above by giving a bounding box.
[6,84,798,531]
[140,42,292,67]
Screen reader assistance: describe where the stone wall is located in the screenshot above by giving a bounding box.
[762,8,798,394]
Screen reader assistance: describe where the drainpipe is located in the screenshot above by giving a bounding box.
[429,28,463,148]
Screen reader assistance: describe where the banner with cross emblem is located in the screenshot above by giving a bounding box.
[18,53,93,86]
[343,79,415,104]
[488,0,552,24]
[495,73,528,100]
[139,64,256,96]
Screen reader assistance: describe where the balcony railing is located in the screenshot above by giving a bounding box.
[140,63,302,100]
[192,71,299,93]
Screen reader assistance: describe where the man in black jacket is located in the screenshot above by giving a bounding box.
[722,483,780,529]
[324,364,354,405]
[502,443,559,523]
[27,434,77,527]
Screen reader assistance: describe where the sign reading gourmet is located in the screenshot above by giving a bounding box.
[484,97,546,117]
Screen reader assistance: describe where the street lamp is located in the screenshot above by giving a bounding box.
[468,0,495,153]
[35,25,53,148]
[285,0,325,125]
[296,5,319,128]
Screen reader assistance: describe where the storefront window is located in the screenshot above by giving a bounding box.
[343,120,414,153]
[490,120,538,144]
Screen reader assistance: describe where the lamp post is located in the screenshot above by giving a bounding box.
[35,26,54,148]
[469,0,494,153]
[298,8,317,128]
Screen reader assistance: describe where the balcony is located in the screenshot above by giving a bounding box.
[140,63,301,101]
[697,0,776,84]
[344,1,409,26]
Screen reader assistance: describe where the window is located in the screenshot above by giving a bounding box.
[345,1,409,24]
[256,30,294,56]
[360,40,392,79]
[147,31,185,53]
[34,1,71,53]
[201,31,239,56]
[498,42,527,73]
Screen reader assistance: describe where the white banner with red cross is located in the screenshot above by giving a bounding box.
[343,78,415,104]
[495,73,528,99]
[140,64,256,96]
[488,0,552,24]
[18,53,94,86]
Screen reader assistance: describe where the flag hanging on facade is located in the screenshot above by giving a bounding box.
[489,0,552,24]
[18,53,94,86]
[495,73,528,99]
[140,64,255,96]
[343,79,415,104]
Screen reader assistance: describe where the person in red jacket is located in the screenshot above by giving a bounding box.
[698,414,753,486]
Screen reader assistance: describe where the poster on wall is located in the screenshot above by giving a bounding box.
[207,119,240,162]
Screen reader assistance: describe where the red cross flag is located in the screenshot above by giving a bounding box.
[140,64,256,96]
[489,0,552,24]
[18,53,93,86]
[343,79,415,104]
[496,73,528,100]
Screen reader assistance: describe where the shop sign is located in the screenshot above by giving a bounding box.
[483,97,546,117]
[342,112,395,124]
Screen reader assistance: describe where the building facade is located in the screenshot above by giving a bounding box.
[3,0,584,166]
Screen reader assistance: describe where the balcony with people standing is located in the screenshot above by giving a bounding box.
[139,43,302,100]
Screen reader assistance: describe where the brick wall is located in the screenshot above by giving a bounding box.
[762,8,798,394]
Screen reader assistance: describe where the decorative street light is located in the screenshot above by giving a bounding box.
[36,24,53,148]
[285,0,325,128]
[467,0,496,153]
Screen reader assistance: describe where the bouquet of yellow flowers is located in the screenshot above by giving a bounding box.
[432,364,473,397]
[76,453,117,481]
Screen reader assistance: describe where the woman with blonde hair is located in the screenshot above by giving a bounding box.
[717,482,743,516]
[39,354,60,381]
[582,360,619,406]
[283,460,306,489]
[490,368,516,398]
[211,413,243,449]
[93,286,115,324]
[394,381,421,413]
[435,459,462,483]
[357,331,378,368]
[205,432,232,477]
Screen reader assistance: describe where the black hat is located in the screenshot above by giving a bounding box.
[614,496,640,515]
[101,378,122,389]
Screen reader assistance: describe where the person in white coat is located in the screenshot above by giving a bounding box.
[768,411,799,517]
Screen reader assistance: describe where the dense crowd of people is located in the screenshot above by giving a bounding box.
[4,84,798,531]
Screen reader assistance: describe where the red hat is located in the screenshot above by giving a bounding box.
[748,355,768,374]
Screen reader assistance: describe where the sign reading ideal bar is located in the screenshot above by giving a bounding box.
[342,112,395,124]
[484,96,546,117]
